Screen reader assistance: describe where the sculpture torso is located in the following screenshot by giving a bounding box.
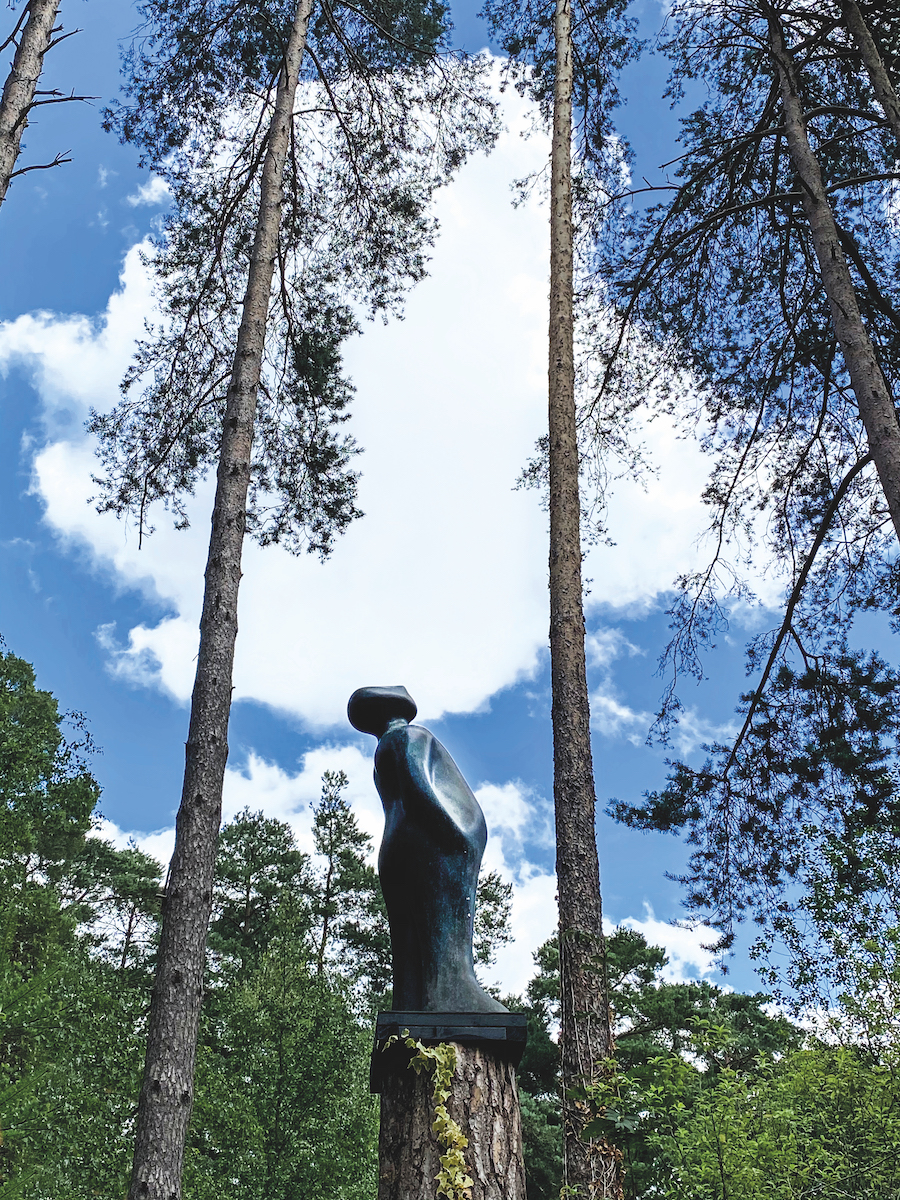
[349,689,505,1014]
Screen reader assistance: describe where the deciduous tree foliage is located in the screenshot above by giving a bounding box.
[90,3,497,1194]
[619,1034,900,1200]
[507,927,798,1200]
[0,643,162,1199]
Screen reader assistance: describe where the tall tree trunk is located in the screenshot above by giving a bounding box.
[548,0,621,1196]
[127,1,314,1195]
[840,0,900,142]
[768,11,900,544]
[377,1044,525,1200]
[0,0,62,207]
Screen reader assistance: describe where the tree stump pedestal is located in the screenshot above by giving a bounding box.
[371,1012,528,1200]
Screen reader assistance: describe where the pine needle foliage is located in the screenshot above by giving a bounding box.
[598,0,900,1002]
[91,0,498,551]
[594,0,900,712]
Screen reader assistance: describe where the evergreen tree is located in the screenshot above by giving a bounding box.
[191,814,378,1200]
[481,0,638,1190]
[90,3,497,1193]
[311,770,374,978]
[208,807,312,979]
[472,867,513,970]
[589,0,900,999]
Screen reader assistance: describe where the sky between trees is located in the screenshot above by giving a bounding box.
[2,0,881,997]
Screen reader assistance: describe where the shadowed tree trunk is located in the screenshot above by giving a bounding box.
[377,1044,525,1200]
[0,0,63,206]
[768,10,900,543]
[840,0,900,142]
[126,1,315,1195]
[548,0,621,1195]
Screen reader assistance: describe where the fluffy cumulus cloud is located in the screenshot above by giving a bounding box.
[618,903,719,983]
[98,740,381,865]
[126,176,172,208]
[0,76,723,733]
[477,778,557,996]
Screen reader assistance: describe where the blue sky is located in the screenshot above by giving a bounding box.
[0,0,792,996]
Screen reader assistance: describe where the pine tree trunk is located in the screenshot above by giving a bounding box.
[768,12,900,545]
[126,2,315,1196]
[377,1044,525,1200]
[0,0,62,207]
[548,0,621,1195]
[841,0,900,142]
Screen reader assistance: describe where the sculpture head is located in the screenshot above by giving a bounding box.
[347,685,417,738]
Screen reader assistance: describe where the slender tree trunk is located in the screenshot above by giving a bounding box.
[377,1044,525,1200]
[840,0,900,142]
[127,2,314,1196]
[0,0,62,207]
[768,12,900,544]
[548,0,621,1195]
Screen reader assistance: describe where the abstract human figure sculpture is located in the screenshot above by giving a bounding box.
[348,685,506,1014]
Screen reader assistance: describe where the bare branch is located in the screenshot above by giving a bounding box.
[0,2,31,54]
[45,24,79,51]
[9,148,71,177]
[722,451,874,779]
[31,90,98,107]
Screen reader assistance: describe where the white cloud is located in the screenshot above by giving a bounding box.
[590,690,652,741]
[668,707,738,757]
[94,818,176,870]
[490,868,558,998]
[618,903,719,983]
[475,778,557,996]
[95,741,381,870]
[586,626,644,669]
[0,241,155,437]
[583,419,712,614]
[126,176,172,207]
[587,624,653,743]
[477,779,553,854]
[0,76,727,733]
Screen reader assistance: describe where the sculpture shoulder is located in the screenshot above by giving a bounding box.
[374,724,483,836]
[374,721,427,772]
[377,724,471,792]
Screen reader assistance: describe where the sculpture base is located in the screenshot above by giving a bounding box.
[370,1010,528,1093]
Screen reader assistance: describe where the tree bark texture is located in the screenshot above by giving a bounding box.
[377,1044,525,1200]
[0,0,62,207]
[841,0,900,143]
[768,13,900,546]
[548,0,621,1196]
[126,2,315,1196]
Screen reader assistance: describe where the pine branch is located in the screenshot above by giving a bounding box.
[722,450,874,779]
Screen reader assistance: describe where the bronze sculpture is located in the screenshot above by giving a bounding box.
[348,684,506,1014]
